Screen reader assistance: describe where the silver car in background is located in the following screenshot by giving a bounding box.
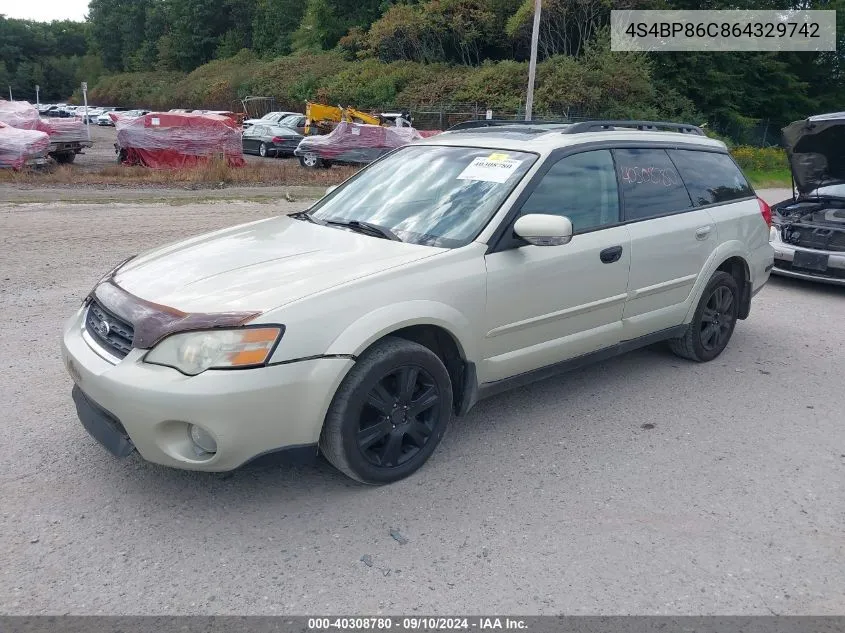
[771,113,845,286]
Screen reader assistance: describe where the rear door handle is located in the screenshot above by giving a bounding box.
[695,225,713,240]
[600,245,623,264]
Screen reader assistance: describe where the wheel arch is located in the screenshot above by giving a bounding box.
[324,301,479,415]
[685,243,752,323]
[716,256,751,319]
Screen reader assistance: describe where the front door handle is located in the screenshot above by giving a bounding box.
[600,245,623,264]
[695,225,713,240]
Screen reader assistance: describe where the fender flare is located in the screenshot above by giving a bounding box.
[324,300,476,361]
[684,241,751,323]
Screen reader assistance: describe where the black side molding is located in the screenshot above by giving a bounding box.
[473,325,688,404]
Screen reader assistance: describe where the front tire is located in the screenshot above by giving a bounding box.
[669,271,739,362]
[299,153,321,169]
[320,337,453,484]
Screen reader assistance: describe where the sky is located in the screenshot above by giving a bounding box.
[0,0,88,22]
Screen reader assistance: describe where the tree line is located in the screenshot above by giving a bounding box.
[1,0,843,136]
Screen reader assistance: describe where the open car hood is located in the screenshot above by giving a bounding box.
[782,113,845,195]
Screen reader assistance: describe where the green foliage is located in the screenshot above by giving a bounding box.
[7,0,839,139]
[252,0,306,57]
[0,16,93,101]
[365,0,503,65]
[731,146,788,172]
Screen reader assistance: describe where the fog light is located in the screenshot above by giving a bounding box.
[188,424,217,455]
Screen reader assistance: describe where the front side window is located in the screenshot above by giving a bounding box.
[308,146,537,248]
[520,150,619,232]
[668,149,753,205]
[614,148,693,221]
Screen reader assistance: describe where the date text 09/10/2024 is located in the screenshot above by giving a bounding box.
[307,618,528,630]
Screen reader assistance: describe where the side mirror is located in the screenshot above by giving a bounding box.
[325,185,338,195]
[513,214,573,246]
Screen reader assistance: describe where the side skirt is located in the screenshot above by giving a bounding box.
[459,325,688,415]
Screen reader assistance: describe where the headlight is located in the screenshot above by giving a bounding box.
[144,326,283,375]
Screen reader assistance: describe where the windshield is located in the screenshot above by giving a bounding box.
[308,145,536,248]
[279,115,299,126]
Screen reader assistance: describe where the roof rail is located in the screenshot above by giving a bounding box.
[447,119,567,131]
[561,120,705,136]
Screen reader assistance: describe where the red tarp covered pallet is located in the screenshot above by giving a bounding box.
[0,99,41,130]
[0,122,50,169]
[115,112,245,168]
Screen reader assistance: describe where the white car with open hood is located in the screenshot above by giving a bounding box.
[62,119,774,484]
[770,112,845,285]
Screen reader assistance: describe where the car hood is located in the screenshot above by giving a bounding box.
[113,216,443,313]
[782,113,845,195]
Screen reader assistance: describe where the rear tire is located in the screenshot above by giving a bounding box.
[319,337,452,484]
[259,142,268,158]
[53,151,76,164]
[669,271,739,362]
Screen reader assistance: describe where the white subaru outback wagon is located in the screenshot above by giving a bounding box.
[62,120,775,484]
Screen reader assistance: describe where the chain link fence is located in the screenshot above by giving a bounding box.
[234,98,783,147]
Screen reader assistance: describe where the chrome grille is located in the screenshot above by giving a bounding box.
[85,300,134,358]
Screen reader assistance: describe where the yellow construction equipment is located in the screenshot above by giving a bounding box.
[344,107,382,126]
[304,102,413,135]
[304,102,343,135]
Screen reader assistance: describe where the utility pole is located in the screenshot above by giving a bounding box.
[524,0,542,121]
[36,85,40,106]
[81,82,90,140]
[8,86,12,101]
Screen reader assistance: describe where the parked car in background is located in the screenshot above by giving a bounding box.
[278,114,307,135]
[242,111,299,129]
[242,123,303,157]
[43,105,66,117]
[294,122,424,168]
[122,109,150,120]
[97,107,128,126]
[771,112,845,286]
[77,108,104,124]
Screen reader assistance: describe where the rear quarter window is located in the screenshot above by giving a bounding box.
[667,149,753,205]
[614,148,693,221]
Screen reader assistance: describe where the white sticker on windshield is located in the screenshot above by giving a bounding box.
[457,157,521,183]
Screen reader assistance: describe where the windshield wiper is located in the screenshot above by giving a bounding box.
[325,219,403,241]
[290,210,324,225]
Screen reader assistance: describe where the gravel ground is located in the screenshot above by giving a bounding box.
[1,189,844,615]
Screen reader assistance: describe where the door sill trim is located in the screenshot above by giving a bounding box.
[476,324,687,401]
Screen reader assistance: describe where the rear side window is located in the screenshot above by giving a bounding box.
[668,149,753,205]
[614,148,693,221]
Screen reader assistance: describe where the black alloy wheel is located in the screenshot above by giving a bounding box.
[699,285,736,352]
[356,365,441,468]
[669,271,739,362]
[319,337,453,484]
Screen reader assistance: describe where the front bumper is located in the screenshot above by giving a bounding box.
[61,306,354,471]
[771,227,845,286]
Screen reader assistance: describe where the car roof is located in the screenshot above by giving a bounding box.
[417,122,726,154]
